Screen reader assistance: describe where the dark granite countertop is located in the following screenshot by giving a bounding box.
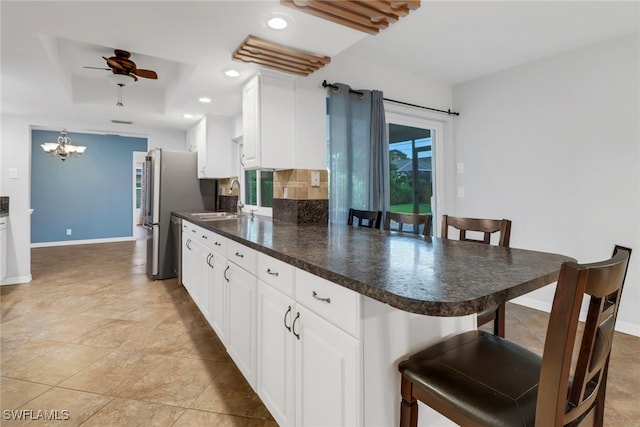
[174,212,575,317]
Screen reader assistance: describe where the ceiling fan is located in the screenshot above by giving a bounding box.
[84,49,158,106]
[84,49,158,81]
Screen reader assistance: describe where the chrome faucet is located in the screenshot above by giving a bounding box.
[229,178,244,215]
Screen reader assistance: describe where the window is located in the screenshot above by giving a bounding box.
[244,169,273,208]
[388,123,433,215]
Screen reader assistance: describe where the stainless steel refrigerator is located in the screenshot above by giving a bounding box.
[144,149,215,280]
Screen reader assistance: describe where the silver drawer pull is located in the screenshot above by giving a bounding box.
[266,268,279,276]
[201,234,208,239]
[214,241,222,247]
[235,252,244,258]
[312,291,331,304]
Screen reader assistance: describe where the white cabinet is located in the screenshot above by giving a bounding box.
[189,116,234,179]
[225,240,258,389]
[295,304,362,427]
[257,253,362,427]
[242,72,295,170]
[181,223,202,304]
[226,260,258,389]
[0,217,7,281]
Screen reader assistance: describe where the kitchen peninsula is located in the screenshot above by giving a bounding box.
[174,212,573,427]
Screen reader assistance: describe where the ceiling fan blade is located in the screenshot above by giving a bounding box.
[103,56,125,71]
[132,69,158,79]
[83,66,111,70]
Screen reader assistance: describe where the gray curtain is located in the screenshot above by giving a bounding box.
[328,83,389,225]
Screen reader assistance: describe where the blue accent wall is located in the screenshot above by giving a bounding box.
[31,130,147,243]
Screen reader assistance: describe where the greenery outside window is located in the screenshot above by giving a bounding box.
[244,169,274,208]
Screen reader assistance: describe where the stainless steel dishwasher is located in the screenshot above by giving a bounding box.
[170,215,182,284]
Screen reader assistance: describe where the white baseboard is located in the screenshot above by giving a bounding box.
[1,274,33,286]
[511,297,639,338]
[31,236,136,248]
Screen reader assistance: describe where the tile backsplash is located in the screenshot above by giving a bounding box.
[273,169,328,200]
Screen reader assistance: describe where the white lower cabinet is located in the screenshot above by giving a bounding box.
[257,281,296,426]
[226,258,258,390]
[210,251,228,341]
[257,254,363,427]
[181,226,202,304]
[295,304,362,427]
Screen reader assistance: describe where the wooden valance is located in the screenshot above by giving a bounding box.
[232,36,331,76]
[281,0,421,35]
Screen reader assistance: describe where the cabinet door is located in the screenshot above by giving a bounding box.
[295,305,362,427]
[226,261,258,389]
[200,250,213,322]
[193,117,208,178]
[242,75,260,170]
[181,233,201,300]
[210,253,228,343]
[257,282,296,426]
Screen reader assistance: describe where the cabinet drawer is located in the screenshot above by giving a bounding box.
[295,269,362,339]
[199,228,227,256]
[258,253,294,297]
[228,240,258,275]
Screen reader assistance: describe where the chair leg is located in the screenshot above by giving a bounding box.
[400,376,418,427]
[494,303,506,337]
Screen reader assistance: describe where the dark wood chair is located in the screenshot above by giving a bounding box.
[347,208,382,229]
[399,245,631,427]
[441,214,512,336]
[384,212,433,236]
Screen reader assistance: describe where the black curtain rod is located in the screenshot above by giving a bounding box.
[322,80,460,117]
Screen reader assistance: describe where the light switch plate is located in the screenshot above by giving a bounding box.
[9,168,18,179]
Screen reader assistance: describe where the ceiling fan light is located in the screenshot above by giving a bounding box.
[107,73,136,86]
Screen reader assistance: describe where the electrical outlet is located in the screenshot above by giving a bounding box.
[66,228,72,236]
[311,171,321,187]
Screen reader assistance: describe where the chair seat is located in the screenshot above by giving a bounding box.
[399,330,542,426]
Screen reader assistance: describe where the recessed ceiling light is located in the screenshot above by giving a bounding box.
[184,114,194,119]
[224,69,240,78]
[267,16,288,30]
[199,97,212,103]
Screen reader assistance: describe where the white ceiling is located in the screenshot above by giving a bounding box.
[2,1,638,133]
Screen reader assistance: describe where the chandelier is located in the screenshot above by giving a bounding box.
[40,129,87,161]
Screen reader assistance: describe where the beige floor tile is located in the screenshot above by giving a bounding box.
[60,349,169,395]
[3,343,112,386]
[191,363,273,420]
[80,398,185,427]
[2,387,112,427]
[173,409,278,427]
[117,356,223,408]
[1,339,66,372]
[0,377,51,410]
[71,319,149,349]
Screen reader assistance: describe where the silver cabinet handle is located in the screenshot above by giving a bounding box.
[224,265,230,282]
[201,234,208,239]
[292,312,300,340]
[266,268,279,276]
[235,252,244,258]
[312,291,331,304]
[214,241,222,247]
[283,305,292,332]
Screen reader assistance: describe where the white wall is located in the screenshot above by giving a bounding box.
[452,33,640,335]
[0,114,187,284]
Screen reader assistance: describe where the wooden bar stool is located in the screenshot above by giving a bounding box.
[441,215,512,337]
[347,208,382,229]
[384,211,433,236]
[399,245,631,427]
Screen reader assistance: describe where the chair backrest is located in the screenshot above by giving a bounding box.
[384,211,433,236]
[441,215,511,247]
[536,245,631,426]
[347,208,382,229]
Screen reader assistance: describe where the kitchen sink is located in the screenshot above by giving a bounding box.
[190,212,243,221]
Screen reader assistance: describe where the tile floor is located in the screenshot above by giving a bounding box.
[1,233,639,426]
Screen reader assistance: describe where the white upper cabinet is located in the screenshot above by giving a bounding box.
[242,72,295,170]
[190,115,234,179]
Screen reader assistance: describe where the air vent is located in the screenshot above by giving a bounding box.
[111,120,133,125]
